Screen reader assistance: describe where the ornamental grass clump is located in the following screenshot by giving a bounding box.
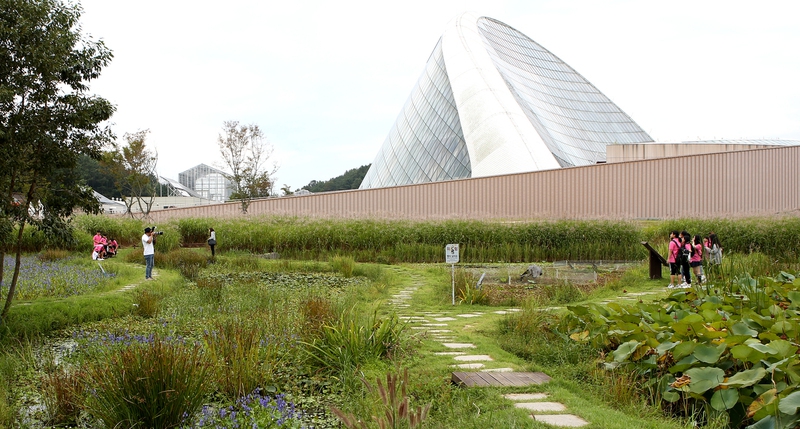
[42,367,86,426]
[82,335,209,429]
[332,368,430,429]
[203,317,283,399]
[304,307,406,376]
[330,255,355,277]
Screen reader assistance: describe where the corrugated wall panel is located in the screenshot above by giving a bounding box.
[148,146,800,223]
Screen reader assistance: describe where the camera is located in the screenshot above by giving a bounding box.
[151,226,164,236]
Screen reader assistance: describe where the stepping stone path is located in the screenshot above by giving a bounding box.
[504,394,589,427]
[385,272,590,427]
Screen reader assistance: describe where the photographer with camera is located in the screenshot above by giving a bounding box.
[142,227,157,280]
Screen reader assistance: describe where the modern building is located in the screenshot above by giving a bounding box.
[360,12,654,189]
[178,164,232,202]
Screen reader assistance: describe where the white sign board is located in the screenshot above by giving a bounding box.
[445,244,459,264]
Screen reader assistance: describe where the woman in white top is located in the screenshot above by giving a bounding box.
[208,228,216,257]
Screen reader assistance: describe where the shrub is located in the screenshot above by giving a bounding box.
[330,255,355,277]
[304,308,406,375]
[133,289,161,318]
[82,336,209,429]
[299,296,336,341]
[160,248,208,280]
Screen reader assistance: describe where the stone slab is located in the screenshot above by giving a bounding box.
[421,323,449,327]
[531,414,589,427]
[434,352,466,356]
[453,355,493,362]
[453,363,485,369]
[515,402,566,412]
[504,393,548,401]
[452,371,551,387]
[442,343,476,349]
[482,367,514,373]
[456,314,482,318]
[434,317,457,322]
[428,329,452,333]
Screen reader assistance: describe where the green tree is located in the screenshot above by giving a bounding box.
[217,121,278,213]
[76,153,120,198]
[107,129,158,219]
[0,0,115,323]
[302,164,370,193]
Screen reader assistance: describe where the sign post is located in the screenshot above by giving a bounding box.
[445,244,460,305]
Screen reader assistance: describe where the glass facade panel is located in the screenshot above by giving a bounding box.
[360,39,471,189]
[178,164,233,202]
[476,17,653,167]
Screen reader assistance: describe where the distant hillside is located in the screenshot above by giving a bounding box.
[301,164,370,193]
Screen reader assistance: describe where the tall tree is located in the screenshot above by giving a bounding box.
[0,0,115,323]
[107,130,158,219]
[217,121,278,214]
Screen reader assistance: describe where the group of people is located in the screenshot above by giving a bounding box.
[139,227,217,280]
[667,231,722,289]
[91,231,118,261]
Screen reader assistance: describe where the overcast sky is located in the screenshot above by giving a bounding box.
[77,0,800,190]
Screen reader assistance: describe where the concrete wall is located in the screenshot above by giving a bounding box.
[148,146,800,222]
[606,143,782,163]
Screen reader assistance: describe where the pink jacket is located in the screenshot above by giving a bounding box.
[668,239,679,263]
[690,244,702,263]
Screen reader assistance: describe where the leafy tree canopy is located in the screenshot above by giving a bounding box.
[301,164,370,193]
[0,0,115,322]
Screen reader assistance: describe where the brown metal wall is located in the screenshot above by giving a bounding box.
[148,146,800,222]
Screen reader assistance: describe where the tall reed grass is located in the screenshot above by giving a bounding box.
[82,336,209,428]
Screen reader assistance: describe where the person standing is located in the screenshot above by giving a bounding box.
[208,227,216,257]
[690,235,705,284]
[142,227,155,280]
[667,231,681,289]
[679,231,693,288]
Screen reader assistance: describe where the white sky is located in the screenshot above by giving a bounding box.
[78,0,800,190]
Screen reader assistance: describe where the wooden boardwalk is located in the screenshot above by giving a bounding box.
[451,371,551,387]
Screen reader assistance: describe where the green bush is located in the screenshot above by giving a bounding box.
[82,336,210,429]
[330,255,355,277]
[303,307,406,376]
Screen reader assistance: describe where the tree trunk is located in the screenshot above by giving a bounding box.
[0,221,26,322]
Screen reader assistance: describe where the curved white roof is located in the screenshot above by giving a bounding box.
[361,13,653,189]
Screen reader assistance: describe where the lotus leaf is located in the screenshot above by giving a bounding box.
[711,388,739,411]
[788,291,800,307]
[775,271,796,284]
[766,340,798,359]
[632,345,653,361]
[656,341,678,354]
[569,330,589,342]
[669,355,698,374]
[701,309,723,322]
[748,388,777,421]
[732,321,759,337]
[749,342,779,355]
[567,305,590,316]
[723,367,767,388]
[693,343,726,364]
[685,367,725,394]
[613,340,640,362]
[745,415,774,429]
[770,320,796,335]
[672,341,697,361]
[778,390,800,415]
[662,390,680,402]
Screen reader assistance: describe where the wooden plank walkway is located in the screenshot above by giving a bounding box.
[451,371,551,387]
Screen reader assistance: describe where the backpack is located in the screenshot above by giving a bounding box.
[674,239,690,264]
